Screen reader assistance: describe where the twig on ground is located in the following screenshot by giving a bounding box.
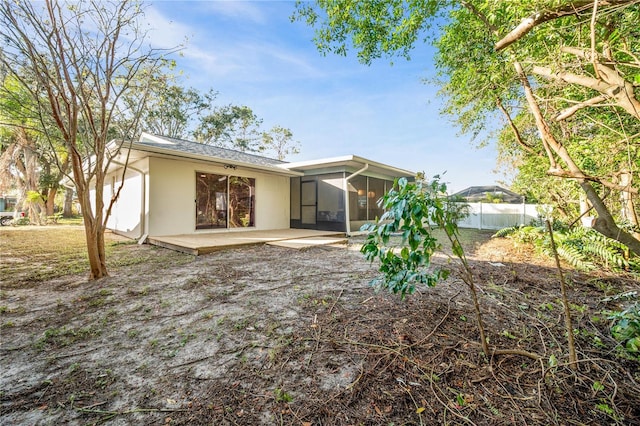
[44,345,107,360]
[328,288,344,315]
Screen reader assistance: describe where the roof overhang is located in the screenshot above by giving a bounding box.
[281,155,414,178]
[109,139,303,177]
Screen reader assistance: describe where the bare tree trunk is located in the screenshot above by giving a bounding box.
[63,187,74,217]
[45,187,57,216]
[82,214,107,279]
[546,220,577,369]
[581,181,640,254]
[620,170,639,228]
[72,150,108,279]
[579,193,591,218]
[78,202,108,279]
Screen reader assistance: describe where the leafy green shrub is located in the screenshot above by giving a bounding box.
[360,176,459,298]
[493,222,638,273]
[608,302,640,356]
[14,216,30,226]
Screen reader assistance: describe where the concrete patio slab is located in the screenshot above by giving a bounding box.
[147,229,345,255]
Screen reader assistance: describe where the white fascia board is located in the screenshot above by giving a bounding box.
[139,132,175,145]
[282,154,414,177]
[279,155,356,170]
[349,155,415,177]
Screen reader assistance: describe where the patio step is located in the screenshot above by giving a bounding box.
[266,236,347,249]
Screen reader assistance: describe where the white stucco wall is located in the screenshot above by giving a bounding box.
[103,158,148,239]
[147,157,290,236]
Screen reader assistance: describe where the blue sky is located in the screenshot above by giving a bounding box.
[146,1,507,193]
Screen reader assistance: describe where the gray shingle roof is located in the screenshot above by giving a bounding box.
[451,185,524,203]
[136,134,286,168]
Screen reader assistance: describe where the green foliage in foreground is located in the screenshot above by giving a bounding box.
[494,222,639,273]
[609,302,640,357]
[603,293,640,359]
[360,176,467,298]
[496,222,639,358]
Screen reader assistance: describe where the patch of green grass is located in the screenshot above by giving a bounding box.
[0,227,193,287]
[274,388,293,403]
[201,311,215,320]
[35,325,102,350]
[55,216,84,226]
[233,317,250,331]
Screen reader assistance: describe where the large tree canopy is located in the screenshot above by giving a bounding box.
[0,73,70,221]
[0,0,176,279]
[295,0,640,254]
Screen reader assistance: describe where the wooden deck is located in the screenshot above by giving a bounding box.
[147,229,347,255]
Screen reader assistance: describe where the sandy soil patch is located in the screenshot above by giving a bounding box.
[1,228,638,425]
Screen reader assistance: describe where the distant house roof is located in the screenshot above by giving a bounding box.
[451,185,524,203]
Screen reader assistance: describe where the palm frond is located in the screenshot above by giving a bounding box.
[492,225,520,238]
[555,245,596,271]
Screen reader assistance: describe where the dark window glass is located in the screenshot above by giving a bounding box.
[196,172,255,229]
[317,173,344,222]
[290,177,300,220]
[229,176,255,228]
[349,175,367,221]
[368,178,385,220]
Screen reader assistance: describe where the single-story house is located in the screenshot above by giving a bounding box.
[99,133,414,240]
[450,185,525,204]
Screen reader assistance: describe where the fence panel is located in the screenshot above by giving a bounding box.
[456,202,544,230]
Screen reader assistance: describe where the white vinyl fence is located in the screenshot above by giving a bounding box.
[455,202,547,230]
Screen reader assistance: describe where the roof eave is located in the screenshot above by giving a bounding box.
[128,142,303,177]
[281,154,414,177]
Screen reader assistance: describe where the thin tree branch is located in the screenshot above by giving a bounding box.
[590,0,600,79]
[532,65,640,119]
[495,97,538,154]
[546,168,638,193]
[555,94,609,121]
[495,0,640,51]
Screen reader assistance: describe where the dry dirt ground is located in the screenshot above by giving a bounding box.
[1,227,639,425]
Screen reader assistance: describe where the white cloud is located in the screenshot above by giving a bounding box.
[143,5,240,77]
[201,1,266,24]
[142,6,192,49]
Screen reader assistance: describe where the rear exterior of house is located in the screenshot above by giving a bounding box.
[100,133,413,239]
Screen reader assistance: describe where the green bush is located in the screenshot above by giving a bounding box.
[493,221,639,273]
[360,176,458,298]
[608,302,640,356]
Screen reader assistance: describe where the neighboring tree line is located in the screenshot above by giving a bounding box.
[0,56,299,225]
[129,82,300,160]
[295,0,640,255]
[0,0,299,279]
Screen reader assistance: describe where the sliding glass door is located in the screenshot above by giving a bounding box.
[228,176,255,228]
[196,172,255,230]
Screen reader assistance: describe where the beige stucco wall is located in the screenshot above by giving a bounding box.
[147,157,290,236]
